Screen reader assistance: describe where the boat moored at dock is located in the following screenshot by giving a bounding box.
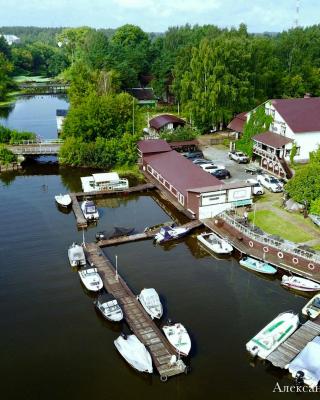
[68,243,86,267]
[138,288,163,319]
[81,172,129,193]
[246,311,300,359]
[281,275,320,292]
[94,293,123,322]
[162,322,191,357]
[81,200,99,221]
[302,294,320,319]
[197,232,233,254]
[78,268,103,292]
[240,256,277,275]
[114,334,153,373]
[154,225,190,244]
[55,193,72,207]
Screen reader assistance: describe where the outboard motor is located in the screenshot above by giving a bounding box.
[121,332,127,340]
[95,232,105,241]
[250,345,259,357]
[295,370,305,386]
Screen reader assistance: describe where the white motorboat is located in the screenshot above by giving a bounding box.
[81,200,99,221]
[68,243,86,267]
[138,288,163,319]
[246,312,300,359]
[281,275,320,292]
[94,293,123,322]
[162,322,191,356]
[154,225,189,244]
[197,232,233,254]
[81,172,129,193]
[78,268,103,292]
[55,194,72,207]
[114,334,153,373]
[302,294,320,319]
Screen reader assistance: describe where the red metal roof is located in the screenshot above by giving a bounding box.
[144,150,222,198]
[271,98,320,133]
[253,131,293,148]
[227,112,247,132]
[138,140,172,154]
[149,114,186,131]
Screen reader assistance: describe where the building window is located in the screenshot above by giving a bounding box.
[159,176,164,184]
[147,165,152,173]
[165,181,170,189]
[171,187,177,196]
[280,124,286,135]
[296,146,301,156]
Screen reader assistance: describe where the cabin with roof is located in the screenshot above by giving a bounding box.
[138,140,252,219]
[227,112,248,138]
[127,88,157,107]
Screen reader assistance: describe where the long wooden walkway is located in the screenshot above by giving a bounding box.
[85,243,186,379]
[70,193,87,228]
[267,318,320,369]
[97,219,203,247]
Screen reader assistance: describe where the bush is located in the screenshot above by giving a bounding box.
[160,125,199,142]
[0,145,17,164]
[0,124,36,144]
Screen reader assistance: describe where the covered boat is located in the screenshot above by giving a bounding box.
[302,294,320,319]
[68,243,86,267]
[114,334,153,373]
[281,275,320,292]
[138,288,163,319]
[94,293,123,322]
[55,194,72,207]
[162,323,191,356]
[154,226,189,244]
[78,268,103,292]
[197,232,233,254]
[287,336,320,388]
[81,200,99,221]
[246,312,300,359]
[81,172,129,193]
[240,256,277,275]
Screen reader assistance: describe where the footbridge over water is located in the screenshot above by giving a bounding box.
[8,139,63,156]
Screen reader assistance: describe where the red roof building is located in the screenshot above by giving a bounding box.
[149,114,186,132]
[227,112,248,134]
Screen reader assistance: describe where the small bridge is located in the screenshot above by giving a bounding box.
[8,139,63,156]
[18,82,69,95]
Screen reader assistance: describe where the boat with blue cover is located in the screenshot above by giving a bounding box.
[154,225,190,244]
[239,256,277,275]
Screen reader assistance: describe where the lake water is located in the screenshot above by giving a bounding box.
[0,96,309,399]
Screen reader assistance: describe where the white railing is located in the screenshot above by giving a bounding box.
[253,145,287,177]
[10,139,64,145]
[220,212,320,263]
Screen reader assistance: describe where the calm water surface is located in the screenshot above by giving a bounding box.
[0,97,308,399]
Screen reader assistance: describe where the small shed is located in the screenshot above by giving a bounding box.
[227,112,248,138]
[149,114,186,133]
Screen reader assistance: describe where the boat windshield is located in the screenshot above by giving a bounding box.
[86,205,96,214]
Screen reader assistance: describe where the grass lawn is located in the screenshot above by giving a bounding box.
[248,210,313,243]
[13,75,51,83]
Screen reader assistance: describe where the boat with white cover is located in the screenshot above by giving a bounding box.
[138,288,163,319]
[78,268,103,292]
[246,312,300,359]
[154,225,189,244]
[240,256,277,275]
[94,293,123,322]
[68,243,86,267]
[55,194,72,207]
[114,334,153,373]
[162,322,191,356]
[81,200,99,221]
[197,232,233,254]
[281,275,320,292]
[81,172,129,193]
[302,294,320,319]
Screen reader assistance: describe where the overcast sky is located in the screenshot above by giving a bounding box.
[0,0,318,33]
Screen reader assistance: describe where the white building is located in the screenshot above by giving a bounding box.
[0,34,20,45]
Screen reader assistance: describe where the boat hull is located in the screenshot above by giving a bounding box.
[197,233,233,254]
[79,268,103,292]
[240,257,277,275]
[302,294,320,319]
[281,275,320,292]
[138,288,163,319]
[162,323,191,357]
[55,194,72,207]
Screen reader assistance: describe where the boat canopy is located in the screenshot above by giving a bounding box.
[312,298,320,309]
[92,172,120,183]
[85,201,96,213]
[288,336,320,387]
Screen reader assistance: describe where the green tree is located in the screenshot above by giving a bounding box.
[0,53,13,101]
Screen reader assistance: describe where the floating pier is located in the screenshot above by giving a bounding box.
[70,193,87,228]
[85,242,187,379]
[267,318,320,369]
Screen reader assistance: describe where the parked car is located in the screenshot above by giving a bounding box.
[192,158,210,165]
[309,214,320,227]
[200,163,225,173]
[257,174,283,192]
[246,179,264,195]
[228,151,250,163]
[211,169,231,180]
[184,150,204,159]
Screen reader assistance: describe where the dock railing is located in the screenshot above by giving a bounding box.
[220,212,320,263]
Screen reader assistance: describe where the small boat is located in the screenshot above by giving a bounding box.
[154,225,189,244]
[197,232,233,254]
[94,293,123,322]
[240,256,277,275]
[281,275,320,292]
[114,334,153,373]
[162,322,191,356]
[302,294,320,319]
[78,268,103,292]
[246,311,300,359]
[55,194,72,207]
[138,288,163,319]
[81,200,99,221]
[68,243,86,267]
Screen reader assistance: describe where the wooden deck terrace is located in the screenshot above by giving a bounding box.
[97,219,203,247]
[202,218,320,284]
[267,317,320,369]
[85,242,187,379]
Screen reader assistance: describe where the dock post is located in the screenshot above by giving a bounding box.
[115,254,118,281]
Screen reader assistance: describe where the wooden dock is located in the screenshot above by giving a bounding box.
[85,242,187,379]
[97,219,203,247]
[267,318,320,368]
[70,193,87,228]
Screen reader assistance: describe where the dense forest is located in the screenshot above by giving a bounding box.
[1,23,320,169]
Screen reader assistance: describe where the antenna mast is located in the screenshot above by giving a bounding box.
[295,0,300,28]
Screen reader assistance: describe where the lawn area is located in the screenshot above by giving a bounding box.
[248,210,313,243]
